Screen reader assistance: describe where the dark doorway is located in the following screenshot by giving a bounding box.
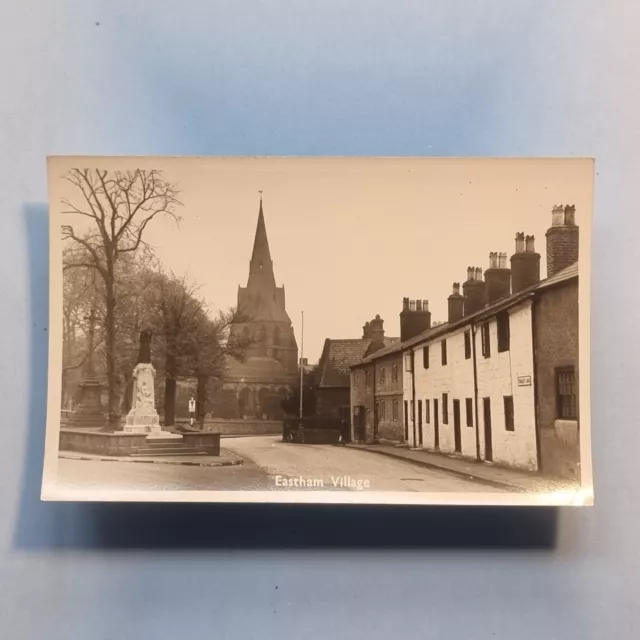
[483,397,493,462]
[354,406,366,442]
[433,398,440,450]
[417,400,423,446]
[453,399,461,453]
[404,400,409,441]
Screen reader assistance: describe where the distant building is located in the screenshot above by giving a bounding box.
[376,205,580,479]
[222,196,299,420]
[315,316,398,423]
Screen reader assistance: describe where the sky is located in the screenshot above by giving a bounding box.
[50,156,593,363]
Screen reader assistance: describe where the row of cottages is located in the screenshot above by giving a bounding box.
[348,205,581,480]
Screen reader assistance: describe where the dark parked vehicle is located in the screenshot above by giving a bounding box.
[283,415,350,444]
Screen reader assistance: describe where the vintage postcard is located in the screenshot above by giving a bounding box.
[41,156,593,505]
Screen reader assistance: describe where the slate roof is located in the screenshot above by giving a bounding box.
[315,337,399,388]
[360,261,579,362]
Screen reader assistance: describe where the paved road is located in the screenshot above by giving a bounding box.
[223,436,486,493]
[55,436,487,493]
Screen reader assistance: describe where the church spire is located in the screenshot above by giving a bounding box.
[248,192,276,288]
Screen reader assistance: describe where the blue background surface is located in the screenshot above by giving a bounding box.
[1,1,638,638]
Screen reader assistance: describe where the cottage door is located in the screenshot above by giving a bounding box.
[453,399,462,453]
[483,397,493,462]
[354,406,366,442]
[417,400,423,446]
[433,399,440,450]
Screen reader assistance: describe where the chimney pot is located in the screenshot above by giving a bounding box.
[423,299,429,312]
[466,266,474,281]
[416,300,422,311]
[475,267,483,281]
[499,252,508,268]
[515,232,525,253]
[552,205,565,226]
[489,252,498,269]
[564,204,576,225]
[452,282,460,296]
[525,235,535,252]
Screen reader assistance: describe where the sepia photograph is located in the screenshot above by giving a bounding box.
[42,156,593,505]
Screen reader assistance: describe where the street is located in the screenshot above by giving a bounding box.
[56,436,488,493]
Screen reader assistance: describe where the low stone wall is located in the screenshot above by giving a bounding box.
[202,419,283,436]
[182,432,221,455]
[60,429,147,456]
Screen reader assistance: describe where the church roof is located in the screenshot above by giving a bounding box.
[315,337,399,388]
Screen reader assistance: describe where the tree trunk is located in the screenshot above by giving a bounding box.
[164,350,177,427]
[196,374,207,424]
[123,370,133,414]
[104,268,120,430]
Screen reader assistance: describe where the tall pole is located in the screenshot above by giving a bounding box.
[299,310,304,419]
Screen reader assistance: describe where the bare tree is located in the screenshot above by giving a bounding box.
[61,168,181,428]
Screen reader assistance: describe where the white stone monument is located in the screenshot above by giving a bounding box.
[123,330,180,440]
[123,362,162,435]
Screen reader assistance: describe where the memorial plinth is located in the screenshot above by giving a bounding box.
[123,362,164,435]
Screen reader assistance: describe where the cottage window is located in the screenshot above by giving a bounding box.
[380,367,386,385]
[425,399,431,424]
[353,372,358,389]
[464,330,471,360]
[504,395,515,431]
[442,393,449,425]
[441,340,448,366]
[404,353,413,372]
[392,399,398,421]
[556,367,577,419]
[465,398,473,427]
[380,400,386,421]
[423,346,430,369]
[497,312,510,353]
[365,370,370,389]
[481,323,491,358]
[392,364,398,382]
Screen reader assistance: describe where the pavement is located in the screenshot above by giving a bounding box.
[347,443,580,493]
[59,449,243,467]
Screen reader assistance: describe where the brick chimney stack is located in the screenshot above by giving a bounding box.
[462,267,486,316]
[448,282,464,323]
[400,297,431,342]
[484,251,511,303]
[546,204,579,277]
[510,232,541,293]
[362,321,371,339]
[369,314,385,344]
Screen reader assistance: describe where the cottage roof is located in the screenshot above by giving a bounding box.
[358,261,579,362]
[315,337,399,388]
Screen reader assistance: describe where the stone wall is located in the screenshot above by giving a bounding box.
[59,429,147,456]
[202,419,283,436]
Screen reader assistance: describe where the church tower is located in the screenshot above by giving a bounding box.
[221,195,299,422]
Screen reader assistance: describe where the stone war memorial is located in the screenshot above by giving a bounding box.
[59,330,221,459]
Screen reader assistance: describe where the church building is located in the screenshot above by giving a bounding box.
[221,196,299,420]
